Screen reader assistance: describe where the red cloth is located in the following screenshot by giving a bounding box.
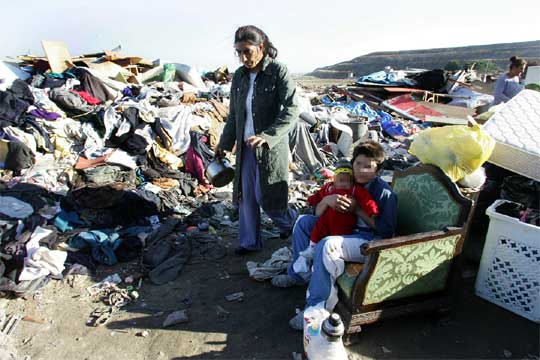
[185,146,208,186]
[385,94,442,121]
[71,90,101,105]
[74,154,110,170]
[308,182,379,243]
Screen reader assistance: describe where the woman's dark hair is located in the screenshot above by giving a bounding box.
[352,141,386,170]
[234,25,278,59]
[509,56,527,69]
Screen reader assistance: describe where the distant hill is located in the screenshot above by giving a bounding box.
[307,40,540,78]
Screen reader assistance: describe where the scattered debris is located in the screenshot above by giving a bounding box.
[1,314,21,336]
[225,292,244,302]
[162,310,189,327]
[21,316,45,324]
[215,305,229,320]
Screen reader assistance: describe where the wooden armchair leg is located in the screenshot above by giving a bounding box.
[343,330,362,346]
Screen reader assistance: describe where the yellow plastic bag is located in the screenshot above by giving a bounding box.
[409,122,495,182]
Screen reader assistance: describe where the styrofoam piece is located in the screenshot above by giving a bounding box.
[0,61,31,91]
[524,66,540,86]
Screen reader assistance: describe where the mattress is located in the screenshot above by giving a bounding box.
[483,90,540,181]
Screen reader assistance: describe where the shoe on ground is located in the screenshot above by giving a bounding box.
[271,274,301,288]
[289,311,304,331]
[233,247,257,256]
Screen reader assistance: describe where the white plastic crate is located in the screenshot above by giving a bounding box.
[475,199,540,323]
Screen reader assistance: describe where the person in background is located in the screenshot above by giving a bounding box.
[493,56,527,105]
[215,25,298,256]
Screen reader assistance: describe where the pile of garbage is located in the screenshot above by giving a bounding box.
[290,64,504,187]
[0,41,502,298]
[0,43,239,297]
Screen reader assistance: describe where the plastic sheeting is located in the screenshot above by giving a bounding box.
[357,69,416,87]
[0,61,31,91]
[321,97,379,121]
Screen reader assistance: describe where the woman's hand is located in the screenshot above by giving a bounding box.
[246,135,267,148]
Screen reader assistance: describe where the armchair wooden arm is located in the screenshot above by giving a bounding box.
[361,228,463,255]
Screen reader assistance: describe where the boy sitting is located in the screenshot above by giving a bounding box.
[293,158,379,273]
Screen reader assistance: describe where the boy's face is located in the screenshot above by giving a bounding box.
[353,154,378,185]
[334,172,353,189]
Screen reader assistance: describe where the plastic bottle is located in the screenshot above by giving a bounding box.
[304,307,347,360]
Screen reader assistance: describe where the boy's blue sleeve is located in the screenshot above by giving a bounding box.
[374,186,398,239]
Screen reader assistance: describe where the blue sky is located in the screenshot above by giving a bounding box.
[2,0,539,73]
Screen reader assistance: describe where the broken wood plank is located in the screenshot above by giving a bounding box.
[41,40,73,73]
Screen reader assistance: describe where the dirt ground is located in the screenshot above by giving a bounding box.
[294,77,353,92]
[3,229,539,360]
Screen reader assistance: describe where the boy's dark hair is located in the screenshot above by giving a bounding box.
[352,141,385,170]
[234,25,278,59]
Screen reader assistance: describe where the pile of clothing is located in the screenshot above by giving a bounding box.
[0,53,233,296]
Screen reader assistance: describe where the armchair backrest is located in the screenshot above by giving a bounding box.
[391,165,472,235]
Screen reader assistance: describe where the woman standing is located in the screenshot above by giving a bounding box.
[493,56,527,105]
[216,25,298,256]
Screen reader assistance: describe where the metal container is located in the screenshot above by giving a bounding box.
[206,158,235,187]
[347,119,368,142]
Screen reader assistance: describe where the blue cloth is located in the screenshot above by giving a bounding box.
[378,110,408,138]
[321,97,379,121]
[54,210,85,232]
[357,70,416,86]
[122,87,133,97]
[239,144,297,250]
[69,230,122,266]
[289,176,397,308]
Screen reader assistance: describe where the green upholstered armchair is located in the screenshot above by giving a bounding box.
[335,164,475,336]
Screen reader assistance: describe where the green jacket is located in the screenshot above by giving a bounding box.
[217,56,299,212]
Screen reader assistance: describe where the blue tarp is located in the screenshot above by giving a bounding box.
[378,110,409,138]
[321,97,379,121]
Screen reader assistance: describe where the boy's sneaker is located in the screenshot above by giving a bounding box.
[298,245,315,260]
[289,311,304,331]
[271,274,301,288]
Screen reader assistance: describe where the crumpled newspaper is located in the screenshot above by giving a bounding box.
[246,247,292,281]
